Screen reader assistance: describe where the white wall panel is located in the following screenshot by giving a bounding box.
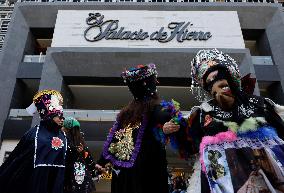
[52,10,245,49]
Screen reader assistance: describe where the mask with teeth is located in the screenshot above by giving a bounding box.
[205,68,236,110]
[211,79,235,110]
[204,67,233,93]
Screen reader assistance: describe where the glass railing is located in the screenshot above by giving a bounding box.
[252,56,274,65]
[9,109,191,121]
[9,108,284,121]
[0,0,282,3]
[9,109,120,121]
[21,55,274,66]
[23,55,46,63]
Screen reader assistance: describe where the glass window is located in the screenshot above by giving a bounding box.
[1,20,10,32]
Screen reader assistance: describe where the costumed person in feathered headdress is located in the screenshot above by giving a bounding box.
[62,117,97,193]
[163,49,284,193]
[0,89,66,193]
[95,64,187,193]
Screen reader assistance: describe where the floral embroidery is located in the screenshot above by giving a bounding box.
[51,137,64,150]
[74,162,86,184]
[48,95,63,112]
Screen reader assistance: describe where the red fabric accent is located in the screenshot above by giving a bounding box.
[241,73,256,95]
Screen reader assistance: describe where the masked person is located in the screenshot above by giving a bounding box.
[95,63,186,193]
[164,49,284,193]
[0,90,66,193]
[62,117,97,193]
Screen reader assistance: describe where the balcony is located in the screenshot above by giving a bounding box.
[9,109,119,121]
[17,0,283,3]
[9,108,284,121]
[252,56,274,65]
[252,56,279,81]
[23,55,45,63]
[9,108,191,121]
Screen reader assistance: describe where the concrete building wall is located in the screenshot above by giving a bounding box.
[1,2,284,140]
[0,7,30,141]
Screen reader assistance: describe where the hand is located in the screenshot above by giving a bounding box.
[163,120,180,134]
[95,164,106,173]
[92,176,100,182]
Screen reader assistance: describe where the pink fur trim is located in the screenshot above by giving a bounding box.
[199,130,237,172]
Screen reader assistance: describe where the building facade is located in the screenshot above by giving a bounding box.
[1,2,284,192]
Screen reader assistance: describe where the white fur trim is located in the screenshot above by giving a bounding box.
[186,159,201,193]
[183,106,201,119]
[200,102,213,112]
[275,104,284,113]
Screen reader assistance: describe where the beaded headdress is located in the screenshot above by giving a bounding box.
[121,63,158,100]
[191,49,241,91]
[26,89,63,120]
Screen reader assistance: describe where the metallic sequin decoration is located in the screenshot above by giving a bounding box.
[108,123,141,161]
[33,89,63,104]
[238,104,256,118]
[213,105,233,119]
[249,97,259,105]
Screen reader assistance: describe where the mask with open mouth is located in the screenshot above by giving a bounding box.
[212,79,235,110]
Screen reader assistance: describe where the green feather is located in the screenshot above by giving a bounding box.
[223,122,239,133]
[171,99,180,111]
[239,117,258,133]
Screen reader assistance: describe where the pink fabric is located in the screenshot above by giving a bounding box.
[199,130,237,172]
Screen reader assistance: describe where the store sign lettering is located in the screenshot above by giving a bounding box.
[84,13,212,43]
